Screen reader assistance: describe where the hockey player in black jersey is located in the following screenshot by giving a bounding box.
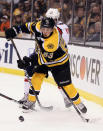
[5,17,87,113]
[14,8,72,109]
[46,8,71,108]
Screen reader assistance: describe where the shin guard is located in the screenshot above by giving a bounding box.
[63,84,81,105]
[28,73,45,102]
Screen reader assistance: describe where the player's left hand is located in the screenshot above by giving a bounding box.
[17,59,30,69]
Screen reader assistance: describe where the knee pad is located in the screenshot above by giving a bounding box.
[31,72,45,90]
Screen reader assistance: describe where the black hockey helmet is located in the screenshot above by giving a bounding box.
[41,17,55,28]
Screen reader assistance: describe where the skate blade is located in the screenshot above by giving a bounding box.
[22,108,37,113]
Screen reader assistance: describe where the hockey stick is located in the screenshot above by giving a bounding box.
[0,92,20,104]
[61,87,89,122]
[10,39,53,111]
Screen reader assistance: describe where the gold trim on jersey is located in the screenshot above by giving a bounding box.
[36,26,69,67]
[38,52,69,67]
[25,22,34,33]
[35,21,41,32]
[59,37,68,53]
[25,21,69,67]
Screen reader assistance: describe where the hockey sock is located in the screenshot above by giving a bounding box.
[63,84,81,105]
[28,73,46,102]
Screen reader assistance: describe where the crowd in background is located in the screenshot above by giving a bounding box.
[0,0,102,42]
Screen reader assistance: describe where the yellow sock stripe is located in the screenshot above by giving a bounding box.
[28,94,36,102]
[63,84,81,105]
[73,98,81,105]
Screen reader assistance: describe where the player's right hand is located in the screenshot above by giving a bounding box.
[5,28,17,39]
[23,56,31,63]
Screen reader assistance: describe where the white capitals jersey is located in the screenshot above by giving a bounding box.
[57,21,69,45]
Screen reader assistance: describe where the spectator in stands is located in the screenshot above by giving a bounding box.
[87,0,101,9]
[13,9,22,25]
[24,0,31,13]
[17,2,24,14]
[72,23,84,40]
[39,0,47,15]
[86,22,100,41]
[33,0,47,21]
[75,6,85,27]
[22,14,29,24]
[86,24,95,40]
[33,0,41,21]
[68,6,85,39]
[62,2,70,24]
[0,4,11,19]
[67,6,85,27]
[87,3,101,28]
[48,0,61,8]
[87,24,95,35]
[0,0,11,12]
[0,15,10,32]
[66,10,78,27]
[1,8,9,17]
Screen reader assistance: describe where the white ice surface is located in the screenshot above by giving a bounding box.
[0,73,103,131]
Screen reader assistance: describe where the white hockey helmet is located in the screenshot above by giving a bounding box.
[45,8,60,20]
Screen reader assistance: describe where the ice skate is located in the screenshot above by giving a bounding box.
[76,102,87,113]
[18,93,28,104]
[22,100,36,113]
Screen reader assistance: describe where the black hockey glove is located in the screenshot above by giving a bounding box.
[23,56,31,63]
[5,28,17,39]
[17,59,30,69]
[17,56,31,69]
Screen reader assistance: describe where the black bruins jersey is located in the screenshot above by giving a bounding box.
[17,21,69,67]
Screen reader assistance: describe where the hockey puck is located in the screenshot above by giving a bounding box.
[86,119,89,122]
[19,116,24,122]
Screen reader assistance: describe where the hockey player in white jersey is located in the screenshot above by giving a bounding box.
[19,8,71,108]
[45,8,69,45]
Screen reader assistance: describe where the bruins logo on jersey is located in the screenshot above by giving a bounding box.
[47,43,54,49]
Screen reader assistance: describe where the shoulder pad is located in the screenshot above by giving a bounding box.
[35,21,41,32]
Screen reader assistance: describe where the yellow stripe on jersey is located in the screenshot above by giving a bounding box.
[47,56,69,67]
[38,52,69,67]
[30,22,34,33]
[25,22,35,33]
[60,37,68,53]
[35,21,41,32]
[25,21,69,67]
[36,25,69,67]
